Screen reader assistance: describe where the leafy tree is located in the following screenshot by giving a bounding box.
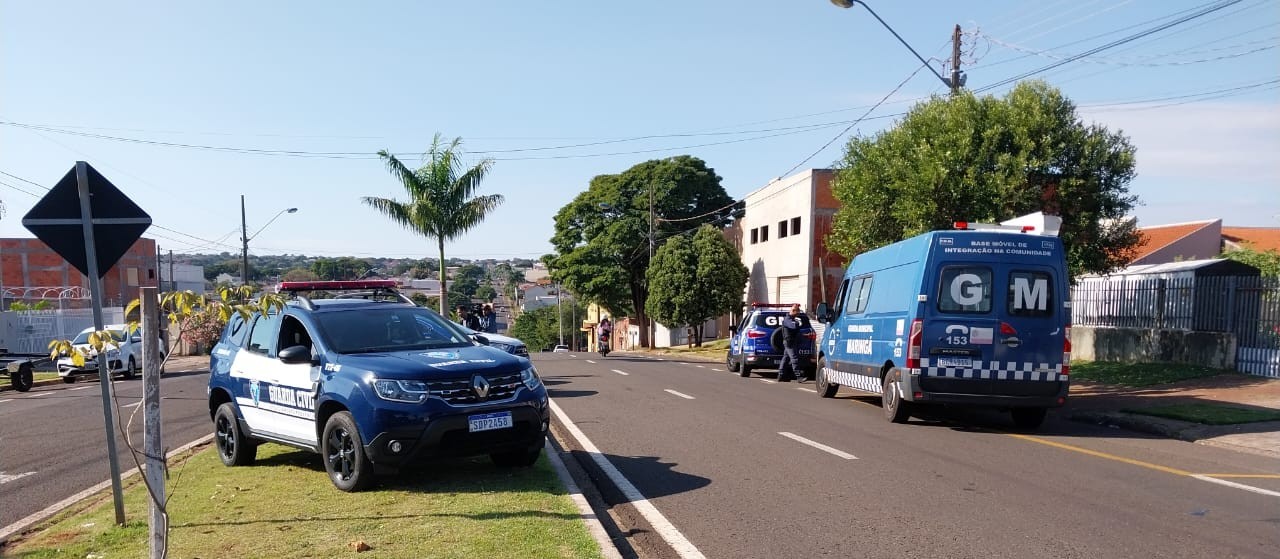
[310,257,369,280]
[363,134,502,316]
[550,156,739,347]
[828,81,1141,277]
[409,292,431,307]
[476,284,498,301]
[1223,246,1280,277]
[510,300,585,352]
[281,267,318,282]
[646,225,748,346]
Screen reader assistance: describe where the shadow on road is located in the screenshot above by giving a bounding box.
[546,388,598,399]
[566,449,711,501]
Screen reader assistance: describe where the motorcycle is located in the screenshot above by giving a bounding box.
[598,333,611,357]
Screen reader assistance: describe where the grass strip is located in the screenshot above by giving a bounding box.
[1125,403,1280,425]
[1070,361,1226,387]
[5,443,601,559]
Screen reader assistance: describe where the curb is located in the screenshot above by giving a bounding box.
[0,435,214,546]
[1068,410,1280,460]
[544,440,624,559]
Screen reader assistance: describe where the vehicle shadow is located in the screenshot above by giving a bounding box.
[563,450,711,501]
[545,389,598,399]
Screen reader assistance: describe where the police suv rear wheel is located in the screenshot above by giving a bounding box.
[214,403,257,466]
[726,353,740,372]
[739,363,752,378]
[816,360,838,398]
[322,411,374,492]
[881,371,911,424]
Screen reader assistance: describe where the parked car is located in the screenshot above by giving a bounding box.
[57,324,165,382]
[207,280,549,491]
[456,324,530,358]
[552,345,569,353]
[726,304,816,379]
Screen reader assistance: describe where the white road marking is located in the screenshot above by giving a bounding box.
[0,399,11,404]
[611,369,630,376]
[1192,475,1280,498]
[759,379,777,384]
[122,402,141,408]
[585,360,597,364]
[796,387,818,393]
[664,389,695,400]
[549,400,707,559]
[0,471,35,484]
[69,386,90,391]
[695,365,705,369]
[778,432,858,460]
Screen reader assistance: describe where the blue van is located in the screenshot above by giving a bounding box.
[813,224,1071,429]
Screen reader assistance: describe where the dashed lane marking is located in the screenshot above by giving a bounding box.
[69,386,91,391]
[585,360,597,364]
[778,432,857,460]
[611,369,630,376]
[664,389,695,400]
[0,471,35,485]
[796,387,818,393]
[759,379,776,384]
[1191,475,1280,497]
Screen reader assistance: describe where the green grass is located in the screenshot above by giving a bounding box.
[646,339,729,361]
[1070,361,1227,387]
[0,372,59,388]
[4,443,602,559]
[1125,403,1280,425]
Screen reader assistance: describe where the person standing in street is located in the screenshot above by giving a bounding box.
[777,304,806,382]
[482,304,498,333]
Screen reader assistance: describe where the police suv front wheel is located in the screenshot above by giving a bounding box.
[214,403,257,466]
[322,411,374,492]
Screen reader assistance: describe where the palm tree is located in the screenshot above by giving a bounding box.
[363,134,503,316]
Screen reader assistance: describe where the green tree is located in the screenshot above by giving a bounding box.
[363,134,503,316]
[510,300,585,352]
[281,267,318,282]
[829,81,1141,277]
[476,284,498,301]
[310,257,368,280]
[646,225,747,346]
[1223,246,1280,277]
[550,156,739,347]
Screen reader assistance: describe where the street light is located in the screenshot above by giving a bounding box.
[240,195,298,286]
[828,0,962,93]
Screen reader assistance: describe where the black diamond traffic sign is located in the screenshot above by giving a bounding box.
[21,162,151,279]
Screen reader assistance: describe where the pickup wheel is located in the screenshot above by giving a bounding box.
[491,446,542,468]
[1011,408,1048,430]
[881,371,912,424]
[816,359,838,398]
[214,403,257,466]
[322,411,374,492]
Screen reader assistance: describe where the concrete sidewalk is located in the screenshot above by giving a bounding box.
[1066,372,1280,459]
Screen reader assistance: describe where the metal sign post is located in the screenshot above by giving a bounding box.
[75,162,127,526]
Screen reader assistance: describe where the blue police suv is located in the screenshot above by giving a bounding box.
[726,303,817,379]
[207,280,548,491]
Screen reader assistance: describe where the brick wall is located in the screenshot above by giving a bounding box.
[0,237,159,308]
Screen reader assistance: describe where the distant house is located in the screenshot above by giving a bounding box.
[215,273,241,286]
[1131,219,1280,266]
[159,262,207,294]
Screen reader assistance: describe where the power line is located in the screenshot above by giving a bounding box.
[974,0,1246,94]
[981,32,1277,67]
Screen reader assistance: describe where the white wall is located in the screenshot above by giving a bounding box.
[740,170,817,309]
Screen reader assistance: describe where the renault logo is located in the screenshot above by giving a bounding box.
[472,375,490,399]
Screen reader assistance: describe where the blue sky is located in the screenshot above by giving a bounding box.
[1,0,1277,261]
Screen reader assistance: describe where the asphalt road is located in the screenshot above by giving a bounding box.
[0,364,213,529]
[536,352,1280,559]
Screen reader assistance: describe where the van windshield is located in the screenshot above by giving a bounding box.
[938,266,993,314]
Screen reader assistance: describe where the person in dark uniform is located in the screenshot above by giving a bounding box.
[457,305,482,331]
[777,304,807,382]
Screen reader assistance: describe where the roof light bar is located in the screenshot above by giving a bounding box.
[277,280,400,292]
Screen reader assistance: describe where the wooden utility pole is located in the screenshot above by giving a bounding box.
[950,24,962,96]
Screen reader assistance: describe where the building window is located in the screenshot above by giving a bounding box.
[761,225,769,242]
[791,217,801,235]
[750,228,759,244]
[778,220,788,238]
[148,269,155,280]
[126,268,139,287]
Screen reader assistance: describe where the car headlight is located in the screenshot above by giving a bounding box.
[105,348,120,357]
[489,342,514,353]
[520,366,542,391]
[371,379,429,403]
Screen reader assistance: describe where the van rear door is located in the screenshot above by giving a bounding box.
[925,265,999,375]
[994,265,1064,380]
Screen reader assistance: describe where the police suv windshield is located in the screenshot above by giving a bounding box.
[313,307,472,354]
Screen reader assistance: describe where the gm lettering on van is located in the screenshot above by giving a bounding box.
[950,274,985,306]
[1012,276,1048,311]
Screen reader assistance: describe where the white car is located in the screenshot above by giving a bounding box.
[56,324,165,383]
[552,345,569,353]
[456,325,530,358]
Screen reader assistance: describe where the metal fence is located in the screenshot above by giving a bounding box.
[1071,275,1280,377]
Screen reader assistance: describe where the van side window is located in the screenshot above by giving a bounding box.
[832,279,851,316]
[852,276,873,313]
[1008,271,1054,317]
[246,312,282,356]
[938,266,992,314]
[843,277,865,316]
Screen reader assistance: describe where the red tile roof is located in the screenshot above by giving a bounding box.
[1222,226,1280,253]
[1132,220,1218,263]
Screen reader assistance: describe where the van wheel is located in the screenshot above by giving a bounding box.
[1011,408,1048,430]
[726,353,740,372]
[816,360,837,398]
[214,403,257,466]
[322,411,375,492]
[881,371,911,424]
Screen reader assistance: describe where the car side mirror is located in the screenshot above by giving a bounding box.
[815,302,831,324]
[279,345,315,365]
[472,334,490,346]
[131,336,142,344]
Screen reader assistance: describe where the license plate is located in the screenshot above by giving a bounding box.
[468,411,513,433]
[938,357,972,368]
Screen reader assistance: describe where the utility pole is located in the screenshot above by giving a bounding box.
[168,250,175,292]
[647,185,655,349]
[240,195,249,287]
[950,24,962,96]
